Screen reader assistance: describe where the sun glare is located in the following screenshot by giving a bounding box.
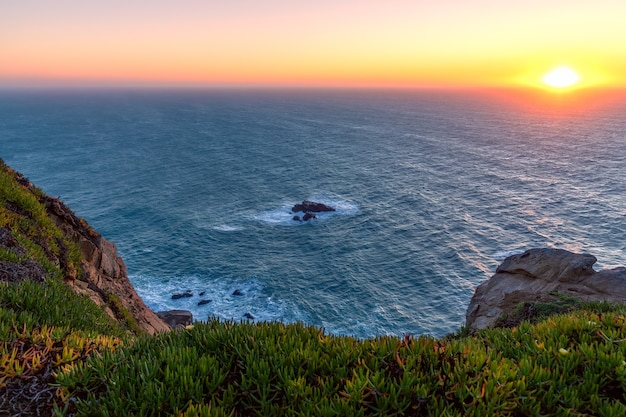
[542,66,581,89]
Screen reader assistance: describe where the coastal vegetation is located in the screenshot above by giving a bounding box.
[2,160,626,416]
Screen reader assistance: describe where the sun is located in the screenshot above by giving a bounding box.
[541,66,581,89]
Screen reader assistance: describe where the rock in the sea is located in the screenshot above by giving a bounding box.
[243,312,255,319]
[302,212,316,221]
[293,215,301,221]
[232,289,243,296]
[172,290,193,300]
[466,248,626,330]
[157,310,193,328]
[197,299,212,306]
[292,200,335,214]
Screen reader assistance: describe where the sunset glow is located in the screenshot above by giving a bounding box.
[1,1,626,89]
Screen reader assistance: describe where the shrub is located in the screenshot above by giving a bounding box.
[56,304,626,416]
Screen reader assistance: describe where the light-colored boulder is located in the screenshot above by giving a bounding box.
[466,248,626,330]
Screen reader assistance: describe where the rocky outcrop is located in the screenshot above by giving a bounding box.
[291,200,335,222]
[43,196,171,335]
[292,201,335,214]
[466,248,626,330]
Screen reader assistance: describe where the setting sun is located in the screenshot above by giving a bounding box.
[542,66,582,89]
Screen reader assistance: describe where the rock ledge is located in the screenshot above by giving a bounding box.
[466,248,626,330]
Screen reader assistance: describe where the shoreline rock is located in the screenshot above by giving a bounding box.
[466,248,626,330]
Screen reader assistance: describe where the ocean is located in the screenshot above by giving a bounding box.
[1,88,625,338]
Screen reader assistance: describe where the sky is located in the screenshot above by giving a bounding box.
[2,0,626,89]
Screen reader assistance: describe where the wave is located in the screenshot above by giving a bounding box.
[129,274,309,324]
[212,224,243,232]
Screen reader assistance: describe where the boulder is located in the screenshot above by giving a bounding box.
[466,248,626,330]
[197,299,212,306]
[232,289,243,296]
[172,290,193,299]
[292,200,335,213]
[302,212,316,221]
[157,310,193,328]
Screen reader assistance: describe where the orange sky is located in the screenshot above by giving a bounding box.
[2,0,626,89]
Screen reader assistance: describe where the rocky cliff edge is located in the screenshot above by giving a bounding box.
[466,248,626,330]
[0,161,170,335]
[44,196,170,334]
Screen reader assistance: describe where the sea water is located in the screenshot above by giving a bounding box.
[1,88,625,338]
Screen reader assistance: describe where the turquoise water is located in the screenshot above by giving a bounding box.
[1,89,625,338]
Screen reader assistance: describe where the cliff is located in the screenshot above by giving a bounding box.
[466,248,626,329]
[0,159,169,335]
[44,196,170,334]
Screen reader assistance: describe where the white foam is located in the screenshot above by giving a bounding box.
[253,204,299,226]
[213,224,243,232]
[493,249,525,261]
[130,274,309,325]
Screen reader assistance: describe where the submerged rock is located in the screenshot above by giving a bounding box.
[172,290,193,300]
[466,248,626,330]
[197,299,212,306]
[232,289,243,296]
[157,310,193,328]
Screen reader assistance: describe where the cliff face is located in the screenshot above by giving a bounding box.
[466,248,626,330]
[0,160,169,335]
[44,197,170,335]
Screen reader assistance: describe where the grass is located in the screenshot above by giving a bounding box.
[0,158,129,415]
[0,279,127,415]
[494,292,586,329]
[0,159,81,281]
[55,305,626,416]
[3,279,625,416]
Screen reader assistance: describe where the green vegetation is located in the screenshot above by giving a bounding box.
[1,158,626,416]
[105,291,144,335]
[0,160,81,281]
[0,159,128,414]
[53,307,626,416]
[494,292,586,329]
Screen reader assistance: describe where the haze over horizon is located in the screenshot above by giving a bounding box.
[2,0,626,90]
